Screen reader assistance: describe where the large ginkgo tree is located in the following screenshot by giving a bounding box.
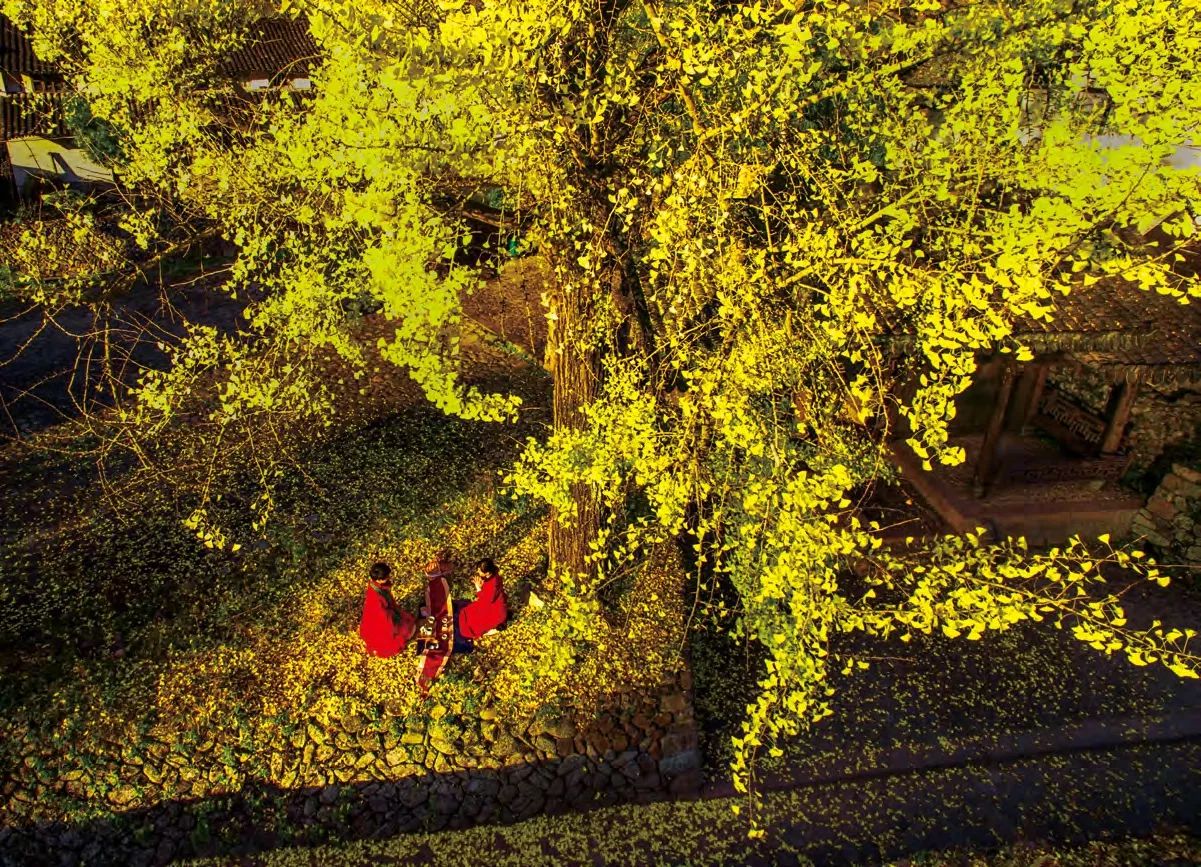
[6,0,1199,807]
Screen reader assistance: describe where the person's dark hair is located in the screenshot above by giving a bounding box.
[474,558,498,576]
[369,562,391,582]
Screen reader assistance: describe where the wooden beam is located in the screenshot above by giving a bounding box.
[1007,362,1049,433]
[973,359,1016,497]
[1099,374,1139,454]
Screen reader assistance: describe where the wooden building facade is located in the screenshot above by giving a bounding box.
[894,277,1201,544]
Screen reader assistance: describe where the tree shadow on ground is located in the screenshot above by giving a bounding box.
[2,730,1198,867]
[0,742,682,867]
[693,568,1201,782]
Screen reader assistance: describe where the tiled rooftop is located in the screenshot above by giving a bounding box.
[0,91,68,140]
[217,17,319,80]
[1020,277,1201,384]
[0,15,57,76]
[1,13,319,146]
[1,13,318,91]
[877,270,1201,382]
[1019,279,1198,355]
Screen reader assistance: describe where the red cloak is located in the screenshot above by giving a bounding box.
[458,574,508,640]
[359,582,415,658]
[416,573,454,693]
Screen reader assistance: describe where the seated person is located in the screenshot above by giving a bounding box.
[418,549,454,618]
[358,562,415,658]
[416,551,456,694]
[452,558,508,653]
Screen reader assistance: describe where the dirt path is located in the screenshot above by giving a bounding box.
[0,276,244,436]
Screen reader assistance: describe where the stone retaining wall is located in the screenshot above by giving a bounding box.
[1125,399,1201,479]
[1129,463,1201,567]
[0,668,701,866]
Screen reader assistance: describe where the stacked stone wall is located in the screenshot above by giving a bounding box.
[1046,367,1111,417]
[1129,464,1201,567]
[0,668,701,866]
[1124,398,1201,478]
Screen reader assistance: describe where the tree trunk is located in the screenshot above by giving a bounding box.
[546,273,603,581]
[544,190,653,580]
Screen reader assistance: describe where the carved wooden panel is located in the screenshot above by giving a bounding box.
[1032,386,1112,456]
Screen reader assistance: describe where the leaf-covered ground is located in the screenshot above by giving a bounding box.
[2,255,1199,861]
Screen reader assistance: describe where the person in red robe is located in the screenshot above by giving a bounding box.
[414,551,456,694]
[453,558,508,653]
[358,562,415,658]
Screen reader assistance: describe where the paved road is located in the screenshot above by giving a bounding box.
[741,717,1201,865]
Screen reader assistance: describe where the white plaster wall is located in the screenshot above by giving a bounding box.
[6,136,115,190]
